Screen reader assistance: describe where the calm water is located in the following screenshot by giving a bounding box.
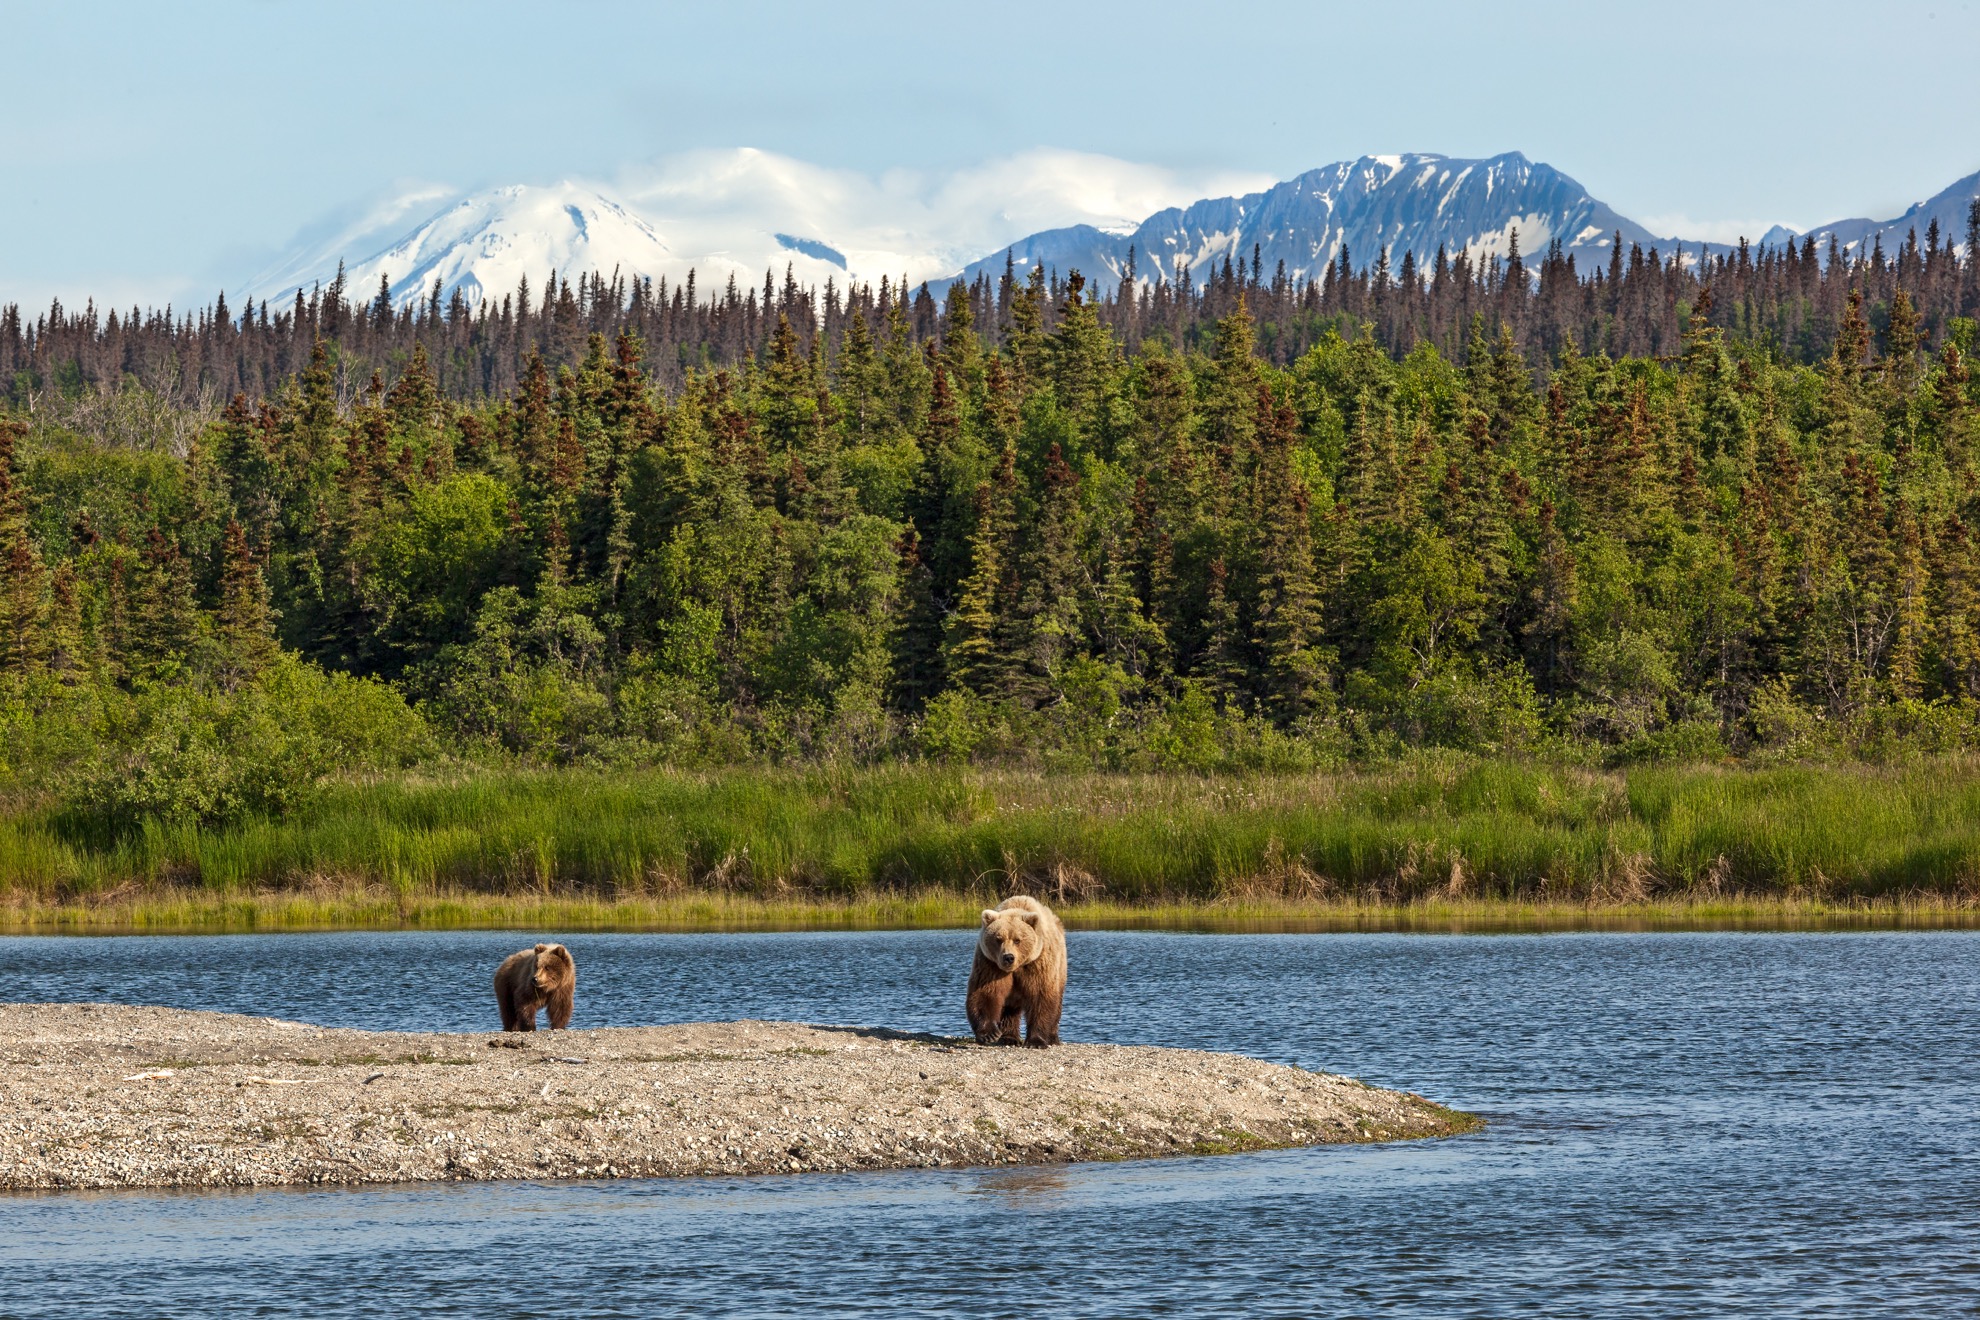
[3,929,1977,1317]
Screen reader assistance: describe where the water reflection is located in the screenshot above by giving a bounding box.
[968,1165,1074,1207]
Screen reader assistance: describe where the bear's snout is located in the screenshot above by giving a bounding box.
[998,951,1016,969]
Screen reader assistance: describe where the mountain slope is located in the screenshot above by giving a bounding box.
[338,184,673,308]
[245,148,1268,312]
[948,153,1680,292]
[1790,168,1980,260]
[249,180,852,311]
[249,154,1980,312]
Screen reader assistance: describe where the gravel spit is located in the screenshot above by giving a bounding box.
[0,1003,1476,1191]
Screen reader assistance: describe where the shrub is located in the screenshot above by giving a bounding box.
[1353,661,1543,753]
[1746,677,1830,759]
[417,585,613,762]
[61,656,428,830]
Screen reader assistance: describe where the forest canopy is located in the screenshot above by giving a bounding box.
[4,232,1980,829]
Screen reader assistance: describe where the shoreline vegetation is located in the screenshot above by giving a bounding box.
[7,263,1980,951]
[4,891,1972,937]
[5,761,1980,934]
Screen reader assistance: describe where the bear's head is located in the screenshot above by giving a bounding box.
[979,908,1044,973]
[532,942,573,991]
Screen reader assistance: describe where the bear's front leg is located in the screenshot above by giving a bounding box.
[966,976,1010,1045]
[1023,996,1061,1048]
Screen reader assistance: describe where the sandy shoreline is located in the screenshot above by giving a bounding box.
[0,1003,1476,1191]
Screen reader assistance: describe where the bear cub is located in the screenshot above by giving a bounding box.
[494,942,576,1031]
[966,895,1067,1047]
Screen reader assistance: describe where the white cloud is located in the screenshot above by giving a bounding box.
[613,147,1275,284]
[246,181,459,303]
[243,148,1279,308]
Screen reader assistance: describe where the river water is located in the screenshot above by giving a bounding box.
[3,929,1976,1317]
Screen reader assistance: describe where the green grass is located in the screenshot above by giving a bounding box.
[2,887,1971,935]
[5,758,1980,932]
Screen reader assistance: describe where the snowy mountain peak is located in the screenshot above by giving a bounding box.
[245,145,1257,312]
[362,183,670,306]
[247,151,1980,313]
[945,150,1664,294]
[252,182,681,310]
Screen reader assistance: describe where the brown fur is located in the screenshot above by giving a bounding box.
[965,895,1067,1047]
[493,942,576,1032]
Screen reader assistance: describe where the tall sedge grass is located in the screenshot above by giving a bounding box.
[5,889,1971,935]
[5,759,1980,929]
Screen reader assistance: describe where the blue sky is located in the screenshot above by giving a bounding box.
[5,0,1978,309]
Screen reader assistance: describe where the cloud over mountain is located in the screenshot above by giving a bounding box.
[248,148,1980,314]
[247,149,1273,309]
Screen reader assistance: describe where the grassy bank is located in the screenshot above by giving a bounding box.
[2,887,1973,935]
[6,757,1980,931]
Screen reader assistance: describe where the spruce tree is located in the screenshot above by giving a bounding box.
[938,279,982,389]
[127,529,203,682]
[761,313,815,458]
[1199,298,1262,489]
[1250,390,1328,719]
[1881,288,1923,397]
[515,351,556,480]
[1888,513,1928,700]
[1198,556,1248,709]
[889,526,946,709]
[385,341,444,439]
[45,561,87,685]
[217,519,278,688]
[945,483,1011,699]
[1929,515,1980,696]
[286,338,339,474]
[833,305,884,444]
[1833,288,1871,379]
[1019,444,1086,693]
[0,418,45,675]
[0,536,43,676]
[215,392,277,546]
[1524,500,1577,696]
[1006,265,1048,395]
[1045,273,1115,443]
[944,445,1021,700]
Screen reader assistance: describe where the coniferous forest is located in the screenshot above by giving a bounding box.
[8,215,1980,410]
[6,225,1980,903]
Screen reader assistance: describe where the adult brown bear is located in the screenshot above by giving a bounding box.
[966,895,1066,1047]
[494,942,576,1031]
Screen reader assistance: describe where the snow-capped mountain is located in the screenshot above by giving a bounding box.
[947,153,1679,293]
[246,148,1271,311]
[248,180,852,312]
[964,153,1980,292]
[248,150,1980,313]
[319,184,675,309]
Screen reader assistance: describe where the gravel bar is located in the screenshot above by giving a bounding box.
[0,1003,1477,1191]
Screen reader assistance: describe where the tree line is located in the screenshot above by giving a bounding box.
[6,200,1979,416]
[2,254,1979,823]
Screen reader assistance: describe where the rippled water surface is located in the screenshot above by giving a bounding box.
[4,929,1977,1317]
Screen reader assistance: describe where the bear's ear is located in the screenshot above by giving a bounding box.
[981,909,1000,925]
[534,943,547,953]
[1020,911,1041,927]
